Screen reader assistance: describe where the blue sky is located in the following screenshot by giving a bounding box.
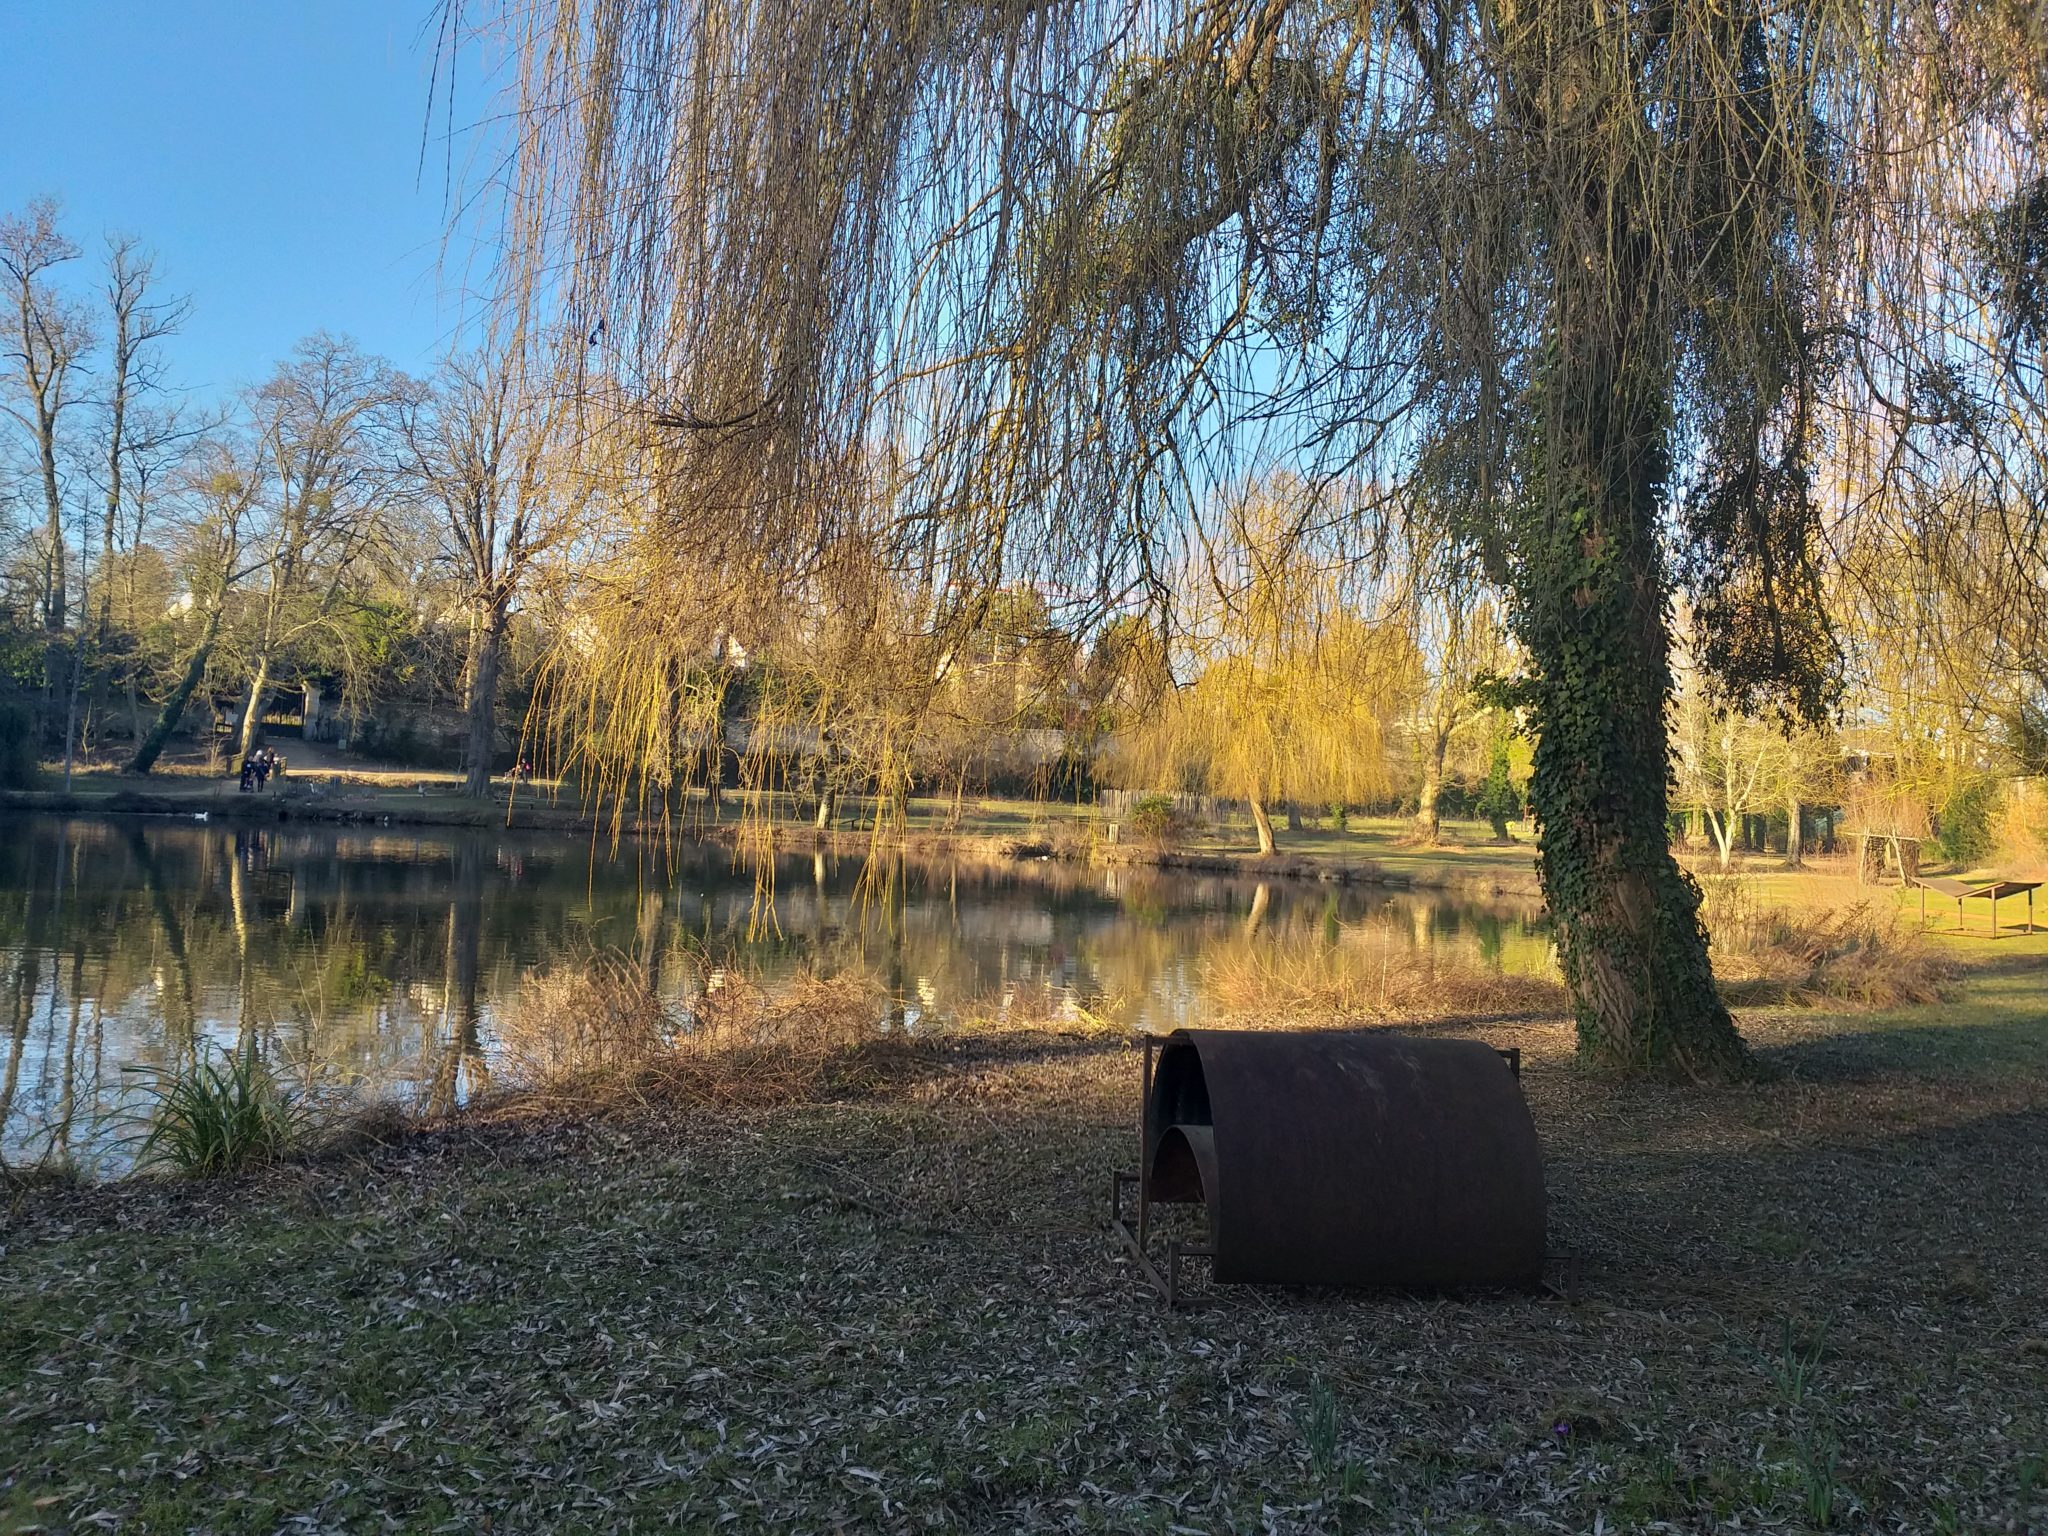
[0,1,500,399]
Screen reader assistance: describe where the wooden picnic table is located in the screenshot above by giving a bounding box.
[1911,876,2041,936]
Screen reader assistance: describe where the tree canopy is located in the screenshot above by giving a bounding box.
[487,0,2045,1074]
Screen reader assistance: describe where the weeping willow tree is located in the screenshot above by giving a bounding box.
[487,0,2046,1077]
[1115,482,1416,854]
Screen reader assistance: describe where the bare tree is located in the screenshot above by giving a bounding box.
[99,400,212,744]
[1400,528,1508,844]
[230,334,396,765]
[396,345,571,796]
[93,239,189,651]
[0,197,93,632]
[128,436,264,774]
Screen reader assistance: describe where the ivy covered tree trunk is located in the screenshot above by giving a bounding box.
[1517,340,1749,1080]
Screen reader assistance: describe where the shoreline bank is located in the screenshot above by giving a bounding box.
[1,782,1549,896]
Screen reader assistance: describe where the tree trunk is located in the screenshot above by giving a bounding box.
[1705,810,1736,871]
[1783,791,1803,868]
[92,360,125,748]
[1518,363,1748,1079]
[460,602,505,798]
[128,598,224,774]
[1248,796,1276,856]
[815,787,836,829]
[59,638,83,788]
[234,652,270,765]
[1413,733,1447,842]
[39,423,65,633]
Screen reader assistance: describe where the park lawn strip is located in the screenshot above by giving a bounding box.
[5,978,2048,1534]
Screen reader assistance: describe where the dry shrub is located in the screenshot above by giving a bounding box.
[1701,880,1958,1010]
[1044,819,1097,862]
[1201,928,1565,1024]
[496,957,676,1085]
[494,957,893,1111]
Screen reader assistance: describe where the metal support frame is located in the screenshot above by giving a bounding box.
[1110,1032,1216,1307]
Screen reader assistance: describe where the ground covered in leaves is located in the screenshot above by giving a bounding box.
[5,959,2048,1534]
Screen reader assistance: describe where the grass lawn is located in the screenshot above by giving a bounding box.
[6,954,2048,1533]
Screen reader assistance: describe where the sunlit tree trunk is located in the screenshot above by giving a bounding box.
[59,641,83,787]
[36,422,65,632]
[1248,796,1276,856]
[1705,809,1738,872]
[1784,790,1804,869]
[1413,735,1447,842]
[234,651,270,765]
[128,592,225,775]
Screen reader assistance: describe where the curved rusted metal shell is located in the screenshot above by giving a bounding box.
[1145,1028,1544,1290]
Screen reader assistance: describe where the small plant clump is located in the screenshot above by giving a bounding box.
[132,1043,301,1177]
[1126,793,1191,850]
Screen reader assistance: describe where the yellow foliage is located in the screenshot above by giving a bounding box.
[1113,483,1419,824]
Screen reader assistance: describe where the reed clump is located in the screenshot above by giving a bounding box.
[1701,881,1959,1010]
[1200,927,1566,1024]
[493,957,893,1112]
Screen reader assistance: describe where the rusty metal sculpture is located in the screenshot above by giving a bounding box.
[1112,1029,1546,1305]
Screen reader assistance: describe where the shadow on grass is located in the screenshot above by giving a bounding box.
[1757,1018,2048,1082]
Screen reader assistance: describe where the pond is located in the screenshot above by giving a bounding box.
[0,813,1552,1171]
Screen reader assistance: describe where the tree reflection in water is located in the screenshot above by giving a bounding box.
[0,814,1550,1169]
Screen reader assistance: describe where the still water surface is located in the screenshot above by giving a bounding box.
[1,813,1550,1170]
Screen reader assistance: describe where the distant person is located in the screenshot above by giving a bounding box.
[238,759,256,793]
[253,753,271,791]
[272,751,287,780]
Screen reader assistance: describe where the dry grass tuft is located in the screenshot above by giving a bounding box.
[1201,926,1565,1023]
[496,958,677,1083]
[948,976,1127,1034]
[1702,881,1959,1009]
[490,958,898,1115]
